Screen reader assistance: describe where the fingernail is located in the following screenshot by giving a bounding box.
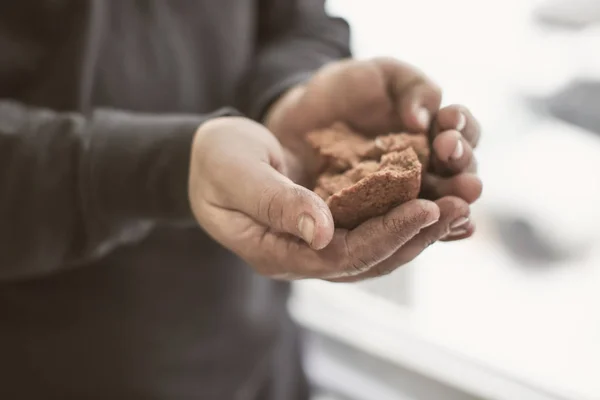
[450,139,464,160]
[450,217,469,229]
[297,214,315,245]
[422,217,439,229]
[448,228,468,237]
[456,113,467,131]
[416,108,430,128]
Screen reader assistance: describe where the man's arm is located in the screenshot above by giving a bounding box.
[0,101,237,281]
[236,0,351,121]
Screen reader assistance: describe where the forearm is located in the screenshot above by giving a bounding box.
[0,100,237,280]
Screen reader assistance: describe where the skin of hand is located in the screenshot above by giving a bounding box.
[187,116,468,281]
[264,57,482,256]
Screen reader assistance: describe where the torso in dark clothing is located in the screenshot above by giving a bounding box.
[0,1,309,398]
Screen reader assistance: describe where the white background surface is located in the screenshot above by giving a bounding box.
[294,0,600,399]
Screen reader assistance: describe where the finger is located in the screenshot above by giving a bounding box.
[398,81,443,132]
[421,172,482,204]
[375,196,471,272]
[282,59,394,137]
[199,119,335,250]
[228,161,335,250]
[246,199,439,280]
[433,105,481,147]
[334,199,440,277]
[431,130,475,174]
[373,58,442,132]
[440,221,476,242]
[331,196,470,282]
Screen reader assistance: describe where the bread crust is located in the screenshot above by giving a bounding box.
[308,123,429,229]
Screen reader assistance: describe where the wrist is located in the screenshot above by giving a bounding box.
[89,111,203,223]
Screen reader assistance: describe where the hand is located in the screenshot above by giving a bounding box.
[265,58,482,244]
[188,116,465,281]
[425,104,481,241]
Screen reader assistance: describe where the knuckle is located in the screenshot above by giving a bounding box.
[382,215,406,236]
[428,81,443,98]
[413,206,434,226]
[350,257,371,274]
[438,197,469,218]
[342,233,372,274]
[371,56,400,68]
[447,104,471,120]
[383,207,429,238]
[360,220,380,238]
[448,103,466,112]
[402,75,428,94]
[290,185,314,207]
[257,186,283,229]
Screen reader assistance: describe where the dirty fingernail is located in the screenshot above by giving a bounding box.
[456,113,467,131]
[451,139,464,160]
[450,217,469,229]
[297,214,316,246]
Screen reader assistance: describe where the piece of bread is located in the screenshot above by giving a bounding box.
[308,123,429,229]
[306,122,372,173]
[363,133,430,167]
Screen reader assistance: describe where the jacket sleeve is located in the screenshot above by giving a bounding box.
[236,0,352,121]
[0,101,238,280]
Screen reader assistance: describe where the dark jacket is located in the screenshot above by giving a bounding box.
[0,1,351,398]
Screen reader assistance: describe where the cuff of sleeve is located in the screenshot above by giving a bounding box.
[86,107,241,223]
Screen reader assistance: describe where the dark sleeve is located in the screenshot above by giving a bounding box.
[236,0,352,121]
[0,101,238,280]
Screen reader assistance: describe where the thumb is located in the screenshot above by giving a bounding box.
[231,162,335,250]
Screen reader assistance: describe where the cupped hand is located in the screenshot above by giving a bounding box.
[265,57,482,241]
[187,117,471,280]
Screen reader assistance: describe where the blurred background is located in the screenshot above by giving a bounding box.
[290,0,600,399]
